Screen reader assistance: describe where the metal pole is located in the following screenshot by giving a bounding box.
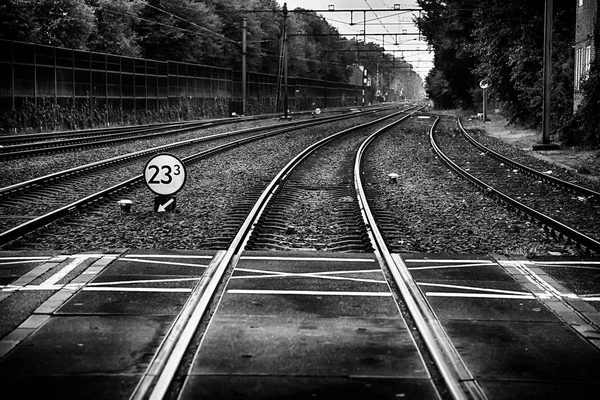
[242,17,247,115]
[283,3,289,119]
[482,88,487,121]
[324,50,328,108]
[362,12,366,107]
[542,0,553,144]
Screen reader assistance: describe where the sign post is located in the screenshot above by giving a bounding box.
[479,79,491,122]
[144,153,187,213]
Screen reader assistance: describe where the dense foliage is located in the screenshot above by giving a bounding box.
[416,1,598,146]
[0,0,416,87]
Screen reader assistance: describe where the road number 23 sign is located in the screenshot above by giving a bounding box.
[144,153,187,196]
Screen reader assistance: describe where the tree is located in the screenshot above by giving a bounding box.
[0,0,37,42]
[136,0,224,64]
[88,0,143,57]
[33,0,95,49]
[416,0,476,109]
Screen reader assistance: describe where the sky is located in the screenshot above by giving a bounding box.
[276,0,433,79]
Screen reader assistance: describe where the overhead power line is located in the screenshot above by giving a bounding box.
[143,2,238,44]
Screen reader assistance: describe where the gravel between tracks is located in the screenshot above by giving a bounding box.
[9,115,381,251]
[0,118,297,187]
[4,111,590,257]
[363,117,585,258]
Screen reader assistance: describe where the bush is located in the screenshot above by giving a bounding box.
[559,59,600,147]
[0,97,242,134]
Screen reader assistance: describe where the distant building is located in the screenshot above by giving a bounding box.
[574,0,598,110]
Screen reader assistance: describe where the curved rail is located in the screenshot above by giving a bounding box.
[132,108,422,400]
[0,109,373,200]
[355,115,485,400]
[0,109,387,247]
[431,117,600,255]
[457,118,600,202]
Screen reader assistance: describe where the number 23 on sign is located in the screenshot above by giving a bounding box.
[143,153,187,196]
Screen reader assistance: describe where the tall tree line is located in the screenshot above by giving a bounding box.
[416,0,600,146]
[0,0,416,90]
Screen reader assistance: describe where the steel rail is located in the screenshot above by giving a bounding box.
[0,120,191,145]
[0,103,371,146]
[0,109,375,200]
[431,118,600,255]
[456,117,600,201]
[354,115,486,400]
[0,118,269,159]
[0,121,209,154]
[0,108,390,248]
[134,108,414,400]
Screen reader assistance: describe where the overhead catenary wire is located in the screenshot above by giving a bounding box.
[143,2,238,44]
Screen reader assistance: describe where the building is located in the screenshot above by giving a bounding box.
[574,0,599,110]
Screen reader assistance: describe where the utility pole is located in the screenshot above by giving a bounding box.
[535,0,559,150]
[362,13,366,107]
[242,17,247,116]
[282,3,290,119]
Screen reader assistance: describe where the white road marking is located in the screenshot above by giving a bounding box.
[532,261,600,265]
[418,282,533,296]
[124,254,213,259]
[404,259,494,264]
[426,292,538,299]
[119,258,209,268]
[0,259,52,266]
[232,268,386,283]
[2,284,70,291]
[40,256,90,287]
[87,277,201,286]
[83,287,193,293]
[240,256,375,262]
[227,289,391,296]
[408,263,496,271]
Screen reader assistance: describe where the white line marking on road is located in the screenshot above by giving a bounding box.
[404,259,494,264]
[40,256,90,287]
[418,282,533,296]
[124,254,213,259]
[87,277,201,286]
[227,289,391,296]
[0,256,52,261]
[532,261,600,265]
[232,268,386,283]
[408,263,497,271]
[426,292,537,299]
[120,258,209,268]
[2,284,69,291]
[83,287,193,293]
[240,256,375,262]
[0,259,52,266]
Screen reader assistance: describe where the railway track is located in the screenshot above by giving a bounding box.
[0,107,403,249]
[0,116,274,159]
[126,107,485,400]
[3,108,599,399]
[431,116,600,255]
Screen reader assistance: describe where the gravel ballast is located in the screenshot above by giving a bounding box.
[4,111,589,257]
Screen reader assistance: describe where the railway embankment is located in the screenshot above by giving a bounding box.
[461,112,600,184]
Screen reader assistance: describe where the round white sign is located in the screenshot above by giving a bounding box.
[144,153,187,196]
[479,79,491,89]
